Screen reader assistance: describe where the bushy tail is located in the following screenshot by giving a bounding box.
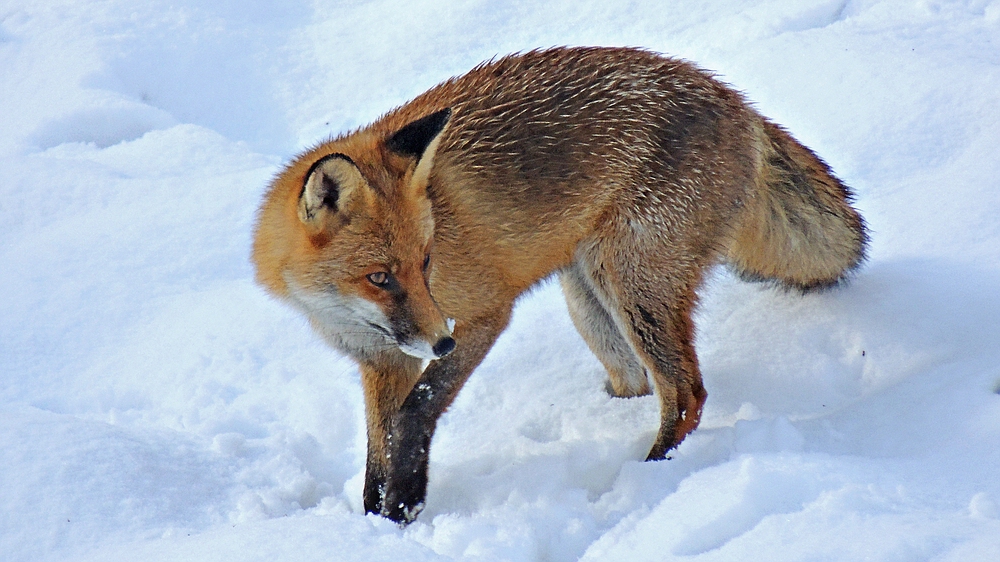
[726,120,868,291]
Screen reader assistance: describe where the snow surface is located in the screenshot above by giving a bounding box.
[2,0,1000,560]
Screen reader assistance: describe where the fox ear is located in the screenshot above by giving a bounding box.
[386,108,451,193]
[299,154,370,227]
[386,108,452,158]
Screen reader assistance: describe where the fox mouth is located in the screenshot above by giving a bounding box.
[397,340,439,360]
[366,321,393,339]
[364,321,455,360]
[365,321,438,360]
[401,335,456,360]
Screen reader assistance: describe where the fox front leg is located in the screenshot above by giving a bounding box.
[380,314,509,524]
[359,356,425,515]
[380,378,444,523]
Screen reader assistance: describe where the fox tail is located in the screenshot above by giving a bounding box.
[725,120,868,291]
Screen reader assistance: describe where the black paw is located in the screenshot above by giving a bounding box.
[380,491,425,525]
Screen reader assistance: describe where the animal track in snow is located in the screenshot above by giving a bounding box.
[670,457,824,555]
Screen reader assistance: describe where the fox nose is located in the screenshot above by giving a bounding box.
[432,336,456,358]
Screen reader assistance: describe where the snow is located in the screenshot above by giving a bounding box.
[2,0,1000,560]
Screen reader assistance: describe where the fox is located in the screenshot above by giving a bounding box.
[252,47,867,524]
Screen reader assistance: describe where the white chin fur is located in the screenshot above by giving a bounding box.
[398,341,438,360]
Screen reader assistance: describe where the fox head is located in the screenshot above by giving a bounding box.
[253,108,456,362]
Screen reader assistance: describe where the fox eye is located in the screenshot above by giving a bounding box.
[367,271,390,287]
[422,254,431,272]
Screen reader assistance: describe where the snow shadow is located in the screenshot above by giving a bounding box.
[77,0,312,154]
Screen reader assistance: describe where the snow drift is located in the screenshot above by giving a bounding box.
[2,1,999,560]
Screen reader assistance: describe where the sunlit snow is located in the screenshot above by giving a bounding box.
[2,1,1000,560]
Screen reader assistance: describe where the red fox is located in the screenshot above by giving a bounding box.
[252,47,867,524]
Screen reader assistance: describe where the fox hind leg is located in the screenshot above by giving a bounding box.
[573,239,708,460]
[560,264,651,398]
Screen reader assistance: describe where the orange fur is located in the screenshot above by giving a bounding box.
[252,47,867,524]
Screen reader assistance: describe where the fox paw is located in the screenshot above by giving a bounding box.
[605,378,653,398]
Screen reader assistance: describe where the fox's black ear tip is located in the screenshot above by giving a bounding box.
[386,108,452,158]
[422,107,452,125]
